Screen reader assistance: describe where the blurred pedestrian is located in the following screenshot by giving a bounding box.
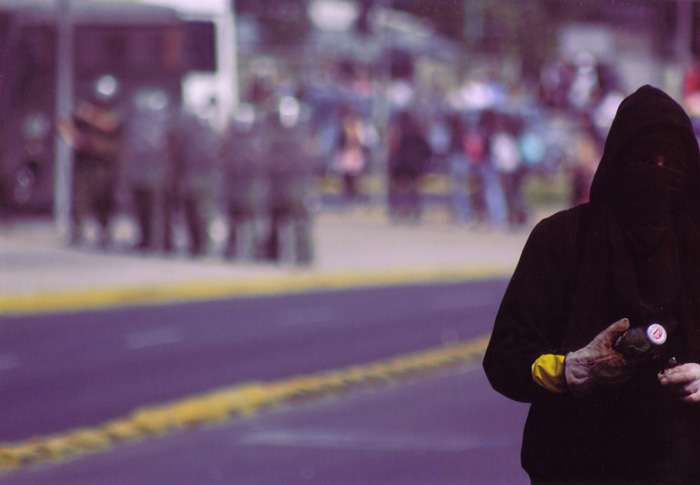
[446,112,475,226]
[123,88,177,252]
[484,85,700,483]
[461,119,490,224]
[491,116,527,228]
[335,105,365,202]
[476,110,508,228]
[569,117,603,206]
[59,74,123,247]
[387,110,432,223]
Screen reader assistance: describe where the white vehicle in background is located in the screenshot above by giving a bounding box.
[138,0,239,131]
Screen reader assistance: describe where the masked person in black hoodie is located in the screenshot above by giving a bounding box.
[483,85,700,484]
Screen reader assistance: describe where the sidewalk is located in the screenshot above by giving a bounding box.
[0,205,546,314]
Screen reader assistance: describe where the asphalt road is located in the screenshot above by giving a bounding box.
[1,278,531,483]
[2,370,529,485]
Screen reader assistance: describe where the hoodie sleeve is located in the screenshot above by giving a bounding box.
[483,213,570,403]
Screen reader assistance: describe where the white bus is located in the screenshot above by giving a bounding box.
[137,0,239,132]
[0,0,191,212]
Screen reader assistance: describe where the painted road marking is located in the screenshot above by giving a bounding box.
[241,428,482,453]
[124,327,183,351]
[0,354,20,372]
[278,305,337,327]
[427,295,493,312]
[0,335,490,472]
[0,266,513,316]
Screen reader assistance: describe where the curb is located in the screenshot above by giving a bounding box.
[0,264,515,316]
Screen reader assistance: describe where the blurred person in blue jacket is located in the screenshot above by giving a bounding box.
[477,109,508,228]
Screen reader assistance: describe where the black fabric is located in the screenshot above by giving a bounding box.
[483,85,700,483]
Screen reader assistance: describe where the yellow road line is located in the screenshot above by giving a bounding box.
[0,335,490,472]
[0,265,513,316]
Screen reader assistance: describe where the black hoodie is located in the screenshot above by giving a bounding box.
[484,85,700,483]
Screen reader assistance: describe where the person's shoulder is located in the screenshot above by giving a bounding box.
[530,203,591,238]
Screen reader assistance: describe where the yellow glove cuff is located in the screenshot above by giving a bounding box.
[531,354,567,393]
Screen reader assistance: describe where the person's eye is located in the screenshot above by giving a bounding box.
[629,157,650,166]
[664,157,686,169]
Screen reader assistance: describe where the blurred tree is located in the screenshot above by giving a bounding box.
[361,0,555,81]
[392,0,466,40]
[353,0,465,40]
[235,0,311,46]
[234,0,556,82]
[478,0,556,82]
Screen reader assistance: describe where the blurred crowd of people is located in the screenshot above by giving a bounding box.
[60,51,625,262]
[61,75,316,266]
[300,50,618,231]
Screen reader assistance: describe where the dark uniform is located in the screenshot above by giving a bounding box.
[222,106,268,260]
[70,78,123,246]
[176,109,223,256]
[387,110,432,222]
[123,88,176,252]
[263,101,316,265]
[223,100,315,264]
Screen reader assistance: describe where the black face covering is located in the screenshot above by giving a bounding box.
[578,84,700,366]
[612,131,689,253]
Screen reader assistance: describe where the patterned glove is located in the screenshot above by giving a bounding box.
[565,318,638,396]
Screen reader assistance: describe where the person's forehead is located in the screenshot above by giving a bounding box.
[626,130,688,157]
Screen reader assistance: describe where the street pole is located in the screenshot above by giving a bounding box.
[676,0,693,66]
[54,0,74,238]
[226,0,240,125]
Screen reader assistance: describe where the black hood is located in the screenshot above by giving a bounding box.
[589,85,700,212]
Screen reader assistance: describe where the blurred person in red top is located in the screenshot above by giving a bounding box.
[335,105,365,201]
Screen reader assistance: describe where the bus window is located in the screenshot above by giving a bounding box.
[16,25,56,103]
[23,26,56,70]
[104,31,128,67]
[184,21,216,73]
[75,28,121,71]
[75,26,183,76]
[0,13,9,68]
[162,27,183,73]
[0,13,9,101]
[130,28,160,69]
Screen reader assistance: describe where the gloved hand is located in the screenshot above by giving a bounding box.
[658,363,700,403]
[565,318,639,396]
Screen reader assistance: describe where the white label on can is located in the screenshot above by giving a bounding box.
[647,324,667,345]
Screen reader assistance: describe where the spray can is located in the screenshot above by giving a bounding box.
[613,323,667,356]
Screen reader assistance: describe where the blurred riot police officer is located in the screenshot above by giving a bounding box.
[176,98,223,257]
[123,88,177,252]
[223,95,316,265]
[262,95,316,265]
[61,75,123,247]
[222,103,267,259]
